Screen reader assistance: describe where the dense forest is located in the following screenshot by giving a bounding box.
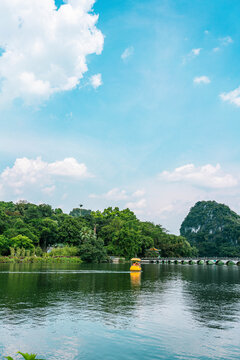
[180,200,240,257]
[0,200,196,261]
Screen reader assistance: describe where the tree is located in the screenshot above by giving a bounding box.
[79,232,107,263]
[58,217,83,245]
[0,235,11,255]
[10,235,34,249]
[36,218,58,249]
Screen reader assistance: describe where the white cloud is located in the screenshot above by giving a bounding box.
[48,158,89,177]
[0,0,104,104]
[132,189,145,198]
[193,76,211,84]
[121,46,134,61]
[183,48,202,64]
[126,198,146,210]
[0,157,91,193]
[191,48,201,56]
[212,36,233,52]
[90,73,102,89]
[160,164,238,189]
[89,188,128,200]
[42,185,56,195]
[89,188,146,201]
[220,87,240,107]
[220,36,233,46]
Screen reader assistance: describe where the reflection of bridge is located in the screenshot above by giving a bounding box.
[141,258,240,266]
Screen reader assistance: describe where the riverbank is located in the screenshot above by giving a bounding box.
[0,256,82,264]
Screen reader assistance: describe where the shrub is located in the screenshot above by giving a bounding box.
[21,248,26,257]
[16,247,21,257]
[10,247,15,257]
[0,235,11,255]
[35,246,43,257]
[49,246,79,257]
[25,250,31,257]
[10,235,34,250]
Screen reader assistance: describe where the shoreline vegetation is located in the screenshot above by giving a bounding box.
[0,199,239,263]
[0,200,198,263]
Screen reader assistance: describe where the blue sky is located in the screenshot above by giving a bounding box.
[0,0,240,233]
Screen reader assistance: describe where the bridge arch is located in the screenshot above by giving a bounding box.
[206,260,214,265]
[216,259,224,265]
[226,260,235,266]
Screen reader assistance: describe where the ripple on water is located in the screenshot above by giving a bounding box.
[0,263,240,360]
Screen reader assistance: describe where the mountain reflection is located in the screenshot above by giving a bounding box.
[180,265,240,329]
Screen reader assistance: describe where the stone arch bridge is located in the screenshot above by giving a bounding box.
[141,258,240,266]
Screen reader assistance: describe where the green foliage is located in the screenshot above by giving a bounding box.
[79,231,108,263]
[10,235,34,250]
[18,352,45,360]
[58,217,83,245]
[0,201,198,261]
[35,246,43,257]
[10,247,15,257]
[69,207,91,217]
[49,246,79,257]
[5,352,45,360]
[180,201,240,256]
[0,235,11,255]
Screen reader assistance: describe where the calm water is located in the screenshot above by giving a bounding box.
[0,263,239,360]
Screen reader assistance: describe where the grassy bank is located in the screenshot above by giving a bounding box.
[0,256,82,264]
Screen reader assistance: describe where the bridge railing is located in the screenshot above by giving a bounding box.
[141,257,240,261]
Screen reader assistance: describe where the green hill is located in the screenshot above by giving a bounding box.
[180,201,240,257]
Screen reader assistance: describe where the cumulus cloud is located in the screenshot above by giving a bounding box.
[193,76,210,84]
[159,164,238,189]
[90,73,102,89]
[0,157,91,194]
[0,0,104,104]
[121,46,134,61]
[220,87,240,107]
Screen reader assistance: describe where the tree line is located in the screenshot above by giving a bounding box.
[0,201,197,262]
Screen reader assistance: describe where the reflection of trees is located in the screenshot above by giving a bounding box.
[0,263,170,329]
[180,266,240,329]
[4,263,238,331]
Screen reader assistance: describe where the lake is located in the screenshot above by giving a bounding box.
[0,263,239,359]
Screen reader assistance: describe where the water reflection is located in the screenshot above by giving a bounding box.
[130,272,141,287]
[180,265,240,329]
[0,263,240,360]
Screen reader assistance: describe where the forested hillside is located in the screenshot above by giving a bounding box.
[0,200,196,261]
[180,201,240,256]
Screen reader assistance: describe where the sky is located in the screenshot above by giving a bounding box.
[0,0,240,234]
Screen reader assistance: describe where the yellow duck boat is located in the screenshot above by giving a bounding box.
[130,258,141,272]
